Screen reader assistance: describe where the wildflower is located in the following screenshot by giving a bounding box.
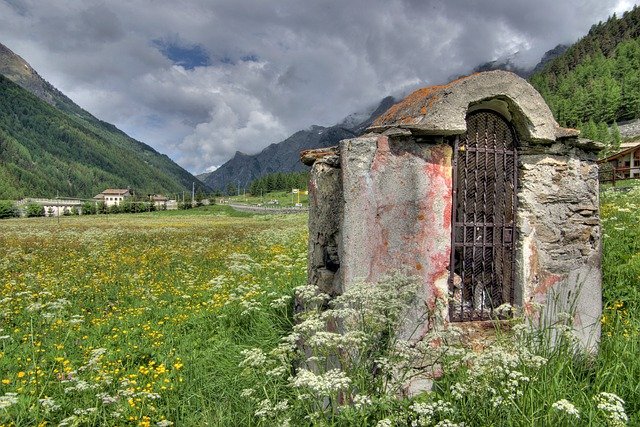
[240,388,255,398]
[38,396,61,412]
[353,394,372,409]
[240,348,267,368]
[156,421,174,427]
[0,392,19,409]
[376,419,393,427]
[594,392,628,426]
[552,399,580,418]
[291,369,352,396]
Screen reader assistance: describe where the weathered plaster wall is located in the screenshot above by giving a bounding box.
[339,133,452,340]
[518,145,601,349]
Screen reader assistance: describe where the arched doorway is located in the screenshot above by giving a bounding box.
[449,110,518,321]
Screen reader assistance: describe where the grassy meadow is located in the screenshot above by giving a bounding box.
[0,206,308,426]
[0,189,638,426]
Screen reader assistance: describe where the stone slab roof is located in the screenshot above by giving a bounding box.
[368,70,578,142]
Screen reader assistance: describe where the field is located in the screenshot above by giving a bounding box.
[0,206,308,426]
[0,192,639,426]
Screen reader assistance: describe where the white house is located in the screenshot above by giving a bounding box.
[93,189,131,207]
[149,194,168,209]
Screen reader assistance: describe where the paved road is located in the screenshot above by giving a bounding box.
[227,203,308,214]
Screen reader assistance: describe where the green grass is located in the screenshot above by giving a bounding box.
[224,190,309,207]
[0,208,307,426]
[0,188,639,425]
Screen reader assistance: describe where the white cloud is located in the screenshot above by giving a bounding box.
[0,0,637,173]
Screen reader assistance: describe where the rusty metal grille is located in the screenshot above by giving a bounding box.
[449,110,518,322]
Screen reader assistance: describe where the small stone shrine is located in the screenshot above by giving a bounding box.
[302,70,602,349]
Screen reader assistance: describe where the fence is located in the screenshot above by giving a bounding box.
[599,166,640,187]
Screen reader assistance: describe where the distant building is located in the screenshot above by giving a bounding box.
[149,194,168,209]
[93,189,131,207]
[599,140,640,178]
[17,198,83,217]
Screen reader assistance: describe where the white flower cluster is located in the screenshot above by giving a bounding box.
[409,400,454,426]
[291,368,352,396]
[239,348,267,368]
[38,396,61,413]
[254,397,290,419]
[552,399,580,418]
[353,394,372,409]
[449,345,545,407]
[0,392,18,409]
[594,392,628,426]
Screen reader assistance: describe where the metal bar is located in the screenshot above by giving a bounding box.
[449,136,459,321]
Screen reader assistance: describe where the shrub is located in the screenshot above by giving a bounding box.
[25,203,45,217]
[0,200,18,218]
[108,204,121,214]
[96,201,107,214]
[81,201,96,215]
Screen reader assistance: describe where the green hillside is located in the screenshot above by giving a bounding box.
[530,6,640,135]
[0,74,207,199]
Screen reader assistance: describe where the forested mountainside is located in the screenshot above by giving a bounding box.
[530,6,640,131]
[0,75,206,199]
[0,42,207,200]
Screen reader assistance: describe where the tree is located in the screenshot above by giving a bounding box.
[226,183,237,197]
[25,203,44,217]
[0,200,18,219]
[81,201,96,215]
[611,122,622,152]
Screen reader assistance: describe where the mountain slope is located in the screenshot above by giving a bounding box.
[529,6,640,127]
[200,96,395,191]
[0,43,208,199]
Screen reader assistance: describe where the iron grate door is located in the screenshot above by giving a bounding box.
[449,110,518,322]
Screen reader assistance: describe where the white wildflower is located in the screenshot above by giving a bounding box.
[292,368,351,395]
[0,392,18,409]
[353,394,372,409]
[435,420,465,427]
[38,396,61,412]
[376,419,393,427]
[552,399,580,418]
[594,392,628,426]
[240,348,267,368]
[156,420,174,427]
[240,388,255,398]
[96,392,118,404]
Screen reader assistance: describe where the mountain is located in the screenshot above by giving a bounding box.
[0,42,208,199]
[529,44,569,76]
[200,96,396,192]
[473,52,531,78]
[529,6,640,128]
[472,44,570,79]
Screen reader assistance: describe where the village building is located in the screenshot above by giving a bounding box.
[302,70,603,354]
[93,189,131,207]
[17,197,84,217]
[149,194,168,209]
[599,139,640,179]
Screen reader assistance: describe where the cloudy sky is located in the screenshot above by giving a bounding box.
[0,0,637,174]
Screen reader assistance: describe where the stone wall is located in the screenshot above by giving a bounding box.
[518,144,601,349]
[618,118,640,139]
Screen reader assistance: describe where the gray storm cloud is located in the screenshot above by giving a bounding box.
[0,0,635,173]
